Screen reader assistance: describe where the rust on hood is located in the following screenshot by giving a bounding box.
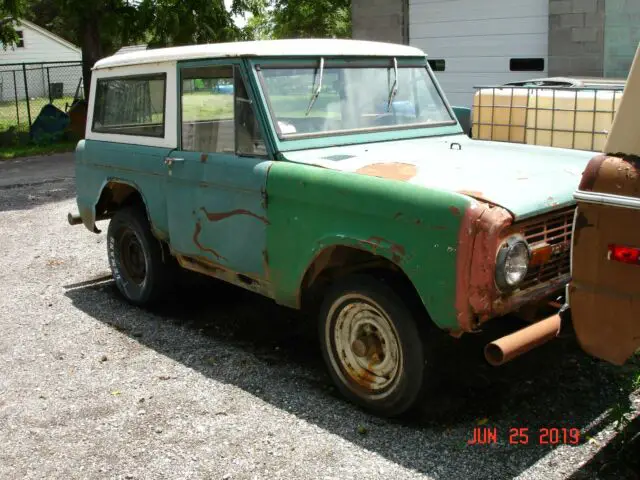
[456,190,495,205]
[356,162,417,182]
[200,207,270,225]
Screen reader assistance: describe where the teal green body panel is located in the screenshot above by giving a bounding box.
[166,58,273,277]
[264,161,472,330]
[282,135,596,220]
[75,139,172,237]
[165,149,272,276]
[76,138,272,278]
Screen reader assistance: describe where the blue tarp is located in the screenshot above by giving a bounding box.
[30,103,70,144]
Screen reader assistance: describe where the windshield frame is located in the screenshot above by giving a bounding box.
[251,56,461,150]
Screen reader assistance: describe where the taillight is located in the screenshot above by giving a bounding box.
[608,244,640,265]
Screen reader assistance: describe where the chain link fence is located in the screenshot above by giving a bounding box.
[0,61,84,134]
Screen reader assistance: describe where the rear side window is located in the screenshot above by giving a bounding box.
[92,74,166,137]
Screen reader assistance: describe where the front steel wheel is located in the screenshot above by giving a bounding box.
[319,275,430,416]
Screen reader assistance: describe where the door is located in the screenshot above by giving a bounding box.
[165,60,272,285]
[408,0,549,108]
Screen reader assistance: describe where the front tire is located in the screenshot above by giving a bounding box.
[107,205,172,306]
[318,275,431,417]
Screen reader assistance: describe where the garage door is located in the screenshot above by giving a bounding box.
[409,0,549,108]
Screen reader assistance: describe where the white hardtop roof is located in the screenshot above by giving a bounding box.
[93,39,426,70]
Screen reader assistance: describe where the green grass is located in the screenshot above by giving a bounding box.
[0,140,77,160]
[182,92,233,121]
[180,92,342,121]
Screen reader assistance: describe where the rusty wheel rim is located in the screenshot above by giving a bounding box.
[119,229,147,285]
[328,294,402,397]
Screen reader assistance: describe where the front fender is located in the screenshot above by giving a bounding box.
[265,161,474,331]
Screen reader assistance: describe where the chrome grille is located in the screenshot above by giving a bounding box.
[519,207,574,290]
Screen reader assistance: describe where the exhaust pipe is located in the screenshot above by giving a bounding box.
[67,212,113,226]
[484,314,561,366]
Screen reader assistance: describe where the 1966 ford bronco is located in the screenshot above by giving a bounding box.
[69,39,595,416]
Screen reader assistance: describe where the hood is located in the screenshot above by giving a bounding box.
[282,135,595,220]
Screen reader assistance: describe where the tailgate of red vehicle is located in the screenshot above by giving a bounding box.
[571,155,640,365]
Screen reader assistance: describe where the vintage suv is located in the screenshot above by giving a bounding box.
[69,39,595,416]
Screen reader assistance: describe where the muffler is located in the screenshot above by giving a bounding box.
[484,314,561,366]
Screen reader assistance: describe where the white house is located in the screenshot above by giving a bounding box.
[0,19,82,102]
[353,0,640,108]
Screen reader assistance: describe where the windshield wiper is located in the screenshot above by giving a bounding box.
[305,57,325,116]
[386,57,398,112]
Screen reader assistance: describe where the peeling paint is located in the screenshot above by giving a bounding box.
[355,162,418,182]
[200,207,270,225]
[358,236,407,264]
[457,190,488,202]
[192,221,227,261]
[262,249,270,283]
[454,204,513,331]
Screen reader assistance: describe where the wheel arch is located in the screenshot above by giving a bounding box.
[297,238,436,329]
[82,179,152,235]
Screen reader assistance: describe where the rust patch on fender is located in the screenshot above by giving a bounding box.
[454,203,513,331]
[578,154,610,191]
[262,249,270,283]
[356,162,417,181]
[467,207,513,320]
[200,207,270,225]
[193,221,227,261]
[360,236,406,264]
[390,243,406,264]
[580,155,640,196]
[449,206,462,217]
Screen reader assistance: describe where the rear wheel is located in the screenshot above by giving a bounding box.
[107,205,173,306]
[319,275,432,417]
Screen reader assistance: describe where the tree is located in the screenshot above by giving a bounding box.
[264,0,351,40]
[0,0,26,48]
[25,0,144,97]
[138,0,268,48]
[26,0,267,96]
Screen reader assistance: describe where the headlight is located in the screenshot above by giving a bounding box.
[495,236,531,291]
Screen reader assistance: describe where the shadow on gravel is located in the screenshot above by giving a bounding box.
[0,179,75,212]
[65,274,638,479]
[569,415,640,480]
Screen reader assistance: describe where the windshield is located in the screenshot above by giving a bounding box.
[259,63,454,139]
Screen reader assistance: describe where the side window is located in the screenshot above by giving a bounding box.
[181,66,235,153]
[181,65,266,156]
[93,74,166,137]
[235,71,267,156]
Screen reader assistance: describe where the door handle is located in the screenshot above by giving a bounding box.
[164,157,185,167]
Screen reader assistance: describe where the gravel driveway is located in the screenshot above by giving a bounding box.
[0,168,638,480]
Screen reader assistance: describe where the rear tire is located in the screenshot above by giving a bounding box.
[107,205,173,306]
[318,275,434,417]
